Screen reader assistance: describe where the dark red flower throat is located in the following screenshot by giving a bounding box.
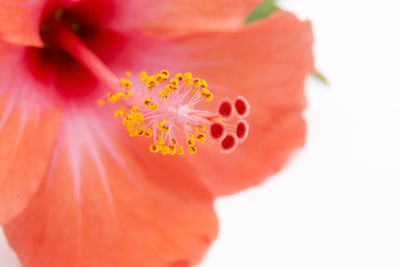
[26,0,124,103]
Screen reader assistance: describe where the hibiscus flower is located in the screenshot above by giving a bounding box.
[0,0,314,266]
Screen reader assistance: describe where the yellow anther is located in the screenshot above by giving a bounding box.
[129,128,137,137]
[125,71,131,77]
[143,98,158,110]
[196,133,206,143]
[177,145,184,155]
[200,79,208,88]
[108,92,125,103]
[186,138,195,146]
[114,109,125,118]
[175,73,184,82]
[160,145,169,155]
[164,84,174,92]
[157,118,169,133]
[107,93,115,103]
[184,72,193,85]
[168,145,177,155]
[149,143,159,153]
[169,78,178,87]
[159,90,170,99]
[97,99,105,106]
[200,88,211,97]
[134,113,143,123]
[199,124,206,131]
[186,133,197,145]
[156,135,164,145]
[143,98,152,107]
[137,126,145,136]
[120,78,132,90]
[188,146,197,154]
[150,103,158,110]
[160,69,170,78]
[147,76,157,84]
[124,91,132,98]
[192,78,202,88]
[130,106,138,113]
[144,128,153,138]
[139,71,148,79]
[156,73,166,82]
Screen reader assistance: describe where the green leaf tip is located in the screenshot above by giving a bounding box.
[314,71,329,85]
[246,0,280,24]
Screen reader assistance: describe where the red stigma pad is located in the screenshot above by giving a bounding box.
[210,123,224,139]
[234,97,249,117]
[221,134,237,152]
[219,101,232,117]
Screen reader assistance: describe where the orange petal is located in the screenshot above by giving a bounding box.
[0,0,47,47]
[4,111,217,267]
[0,91,62,224]
[147,11,313,196]
[112,0,262,35]
[0,40,63,224]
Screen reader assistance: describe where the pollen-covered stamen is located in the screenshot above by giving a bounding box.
[101,70,219,155]
[99,70,250,155]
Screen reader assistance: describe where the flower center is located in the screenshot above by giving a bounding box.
[25,3,123,103]
[35,5,250,156]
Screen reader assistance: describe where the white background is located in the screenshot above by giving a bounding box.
[1,0,400,266]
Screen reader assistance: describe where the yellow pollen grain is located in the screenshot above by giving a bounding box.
[177,145,184,155]
[175,73,183,82]
[150,143,159,153]
[160,69,170,78]
[188,146,197,154]
[144,128,153,138]
[114,108,125,118]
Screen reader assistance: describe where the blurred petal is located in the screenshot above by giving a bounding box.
[110,0,263,35]
[4,110,217,267]
[0,41,62,224]
[0,0,47,46]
